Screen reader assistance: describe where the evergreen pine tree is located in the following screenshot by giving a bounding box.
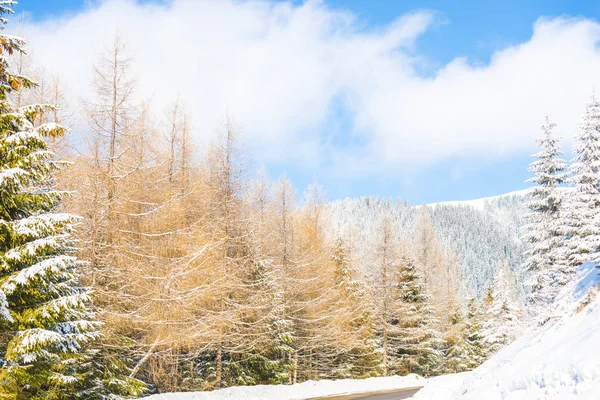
[393,256,442,377]
[565,96,600,267]
[0,4,145,398]
[482,260,524,352]
[238,257,295,385]
[443,298,489,373]
[522,116,568,306]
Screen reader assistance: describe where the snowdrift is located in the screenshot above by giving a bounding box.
[415,262,600,400]
[144,374,424,400]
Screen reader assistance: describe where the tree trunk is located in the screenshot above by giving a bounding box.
[308,348,313,380]
[129,339,159,378]
[383,327,388,376]
[215,336,223,388]
[107,42,119,245]
[292,350,299,384]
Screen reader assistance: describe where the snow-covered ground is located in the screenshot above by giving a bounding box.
[418,262,600,400]
[145,374,424,399]
[411,372,472,400]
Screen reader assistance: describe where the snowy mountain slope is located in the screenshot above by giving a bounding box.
[427,189,530,210]
[326,190,528,299]
[415,262,600,400]
[427,187,572,210]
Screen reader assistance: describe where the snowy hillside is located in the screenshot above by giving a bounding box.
[427,189,530,210]
[415,262,600,399]
[327,190,528,299]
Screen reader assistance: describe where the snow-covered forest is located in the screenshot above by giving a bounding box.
[327,193,527,300]
[1,2,600,399]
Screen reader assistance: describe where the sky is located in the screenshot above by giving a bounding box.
[11,0,600,203]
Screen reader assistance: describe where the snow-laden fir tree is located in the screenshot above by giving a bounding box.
[522,116,568,306]
[565,96,600,267]
[375,211,443,377]
[443,298,489,373]
[392,255,442,377]
[0,4,145,398]
[236,258,295,386]
[482,259,524,352]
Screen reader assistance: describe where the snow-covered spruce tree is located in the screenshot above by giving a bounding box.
[566,96,600,267]
[412,206,456,326]
[481,259,524,352]
[392,255,442,377]
[443,298,489,373]
[237,257,295,386]
[522,116,568,307]
[0,5,145,398]
[375,214,441,377]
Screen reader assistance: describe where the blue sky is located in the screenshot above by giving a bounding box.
[16,0,600,203]
[327,1,600,63]
[23,0,600,66]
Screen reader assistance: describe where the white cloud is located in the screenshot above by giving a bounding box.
[15,0,600,175]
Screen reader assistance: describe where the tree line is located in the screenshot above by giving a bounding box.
[523,102,600,313]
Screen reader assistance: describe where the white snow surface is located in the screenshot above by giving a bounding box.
[145,374,425,400]
[422,262,600,400]
[411,372,472,400]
